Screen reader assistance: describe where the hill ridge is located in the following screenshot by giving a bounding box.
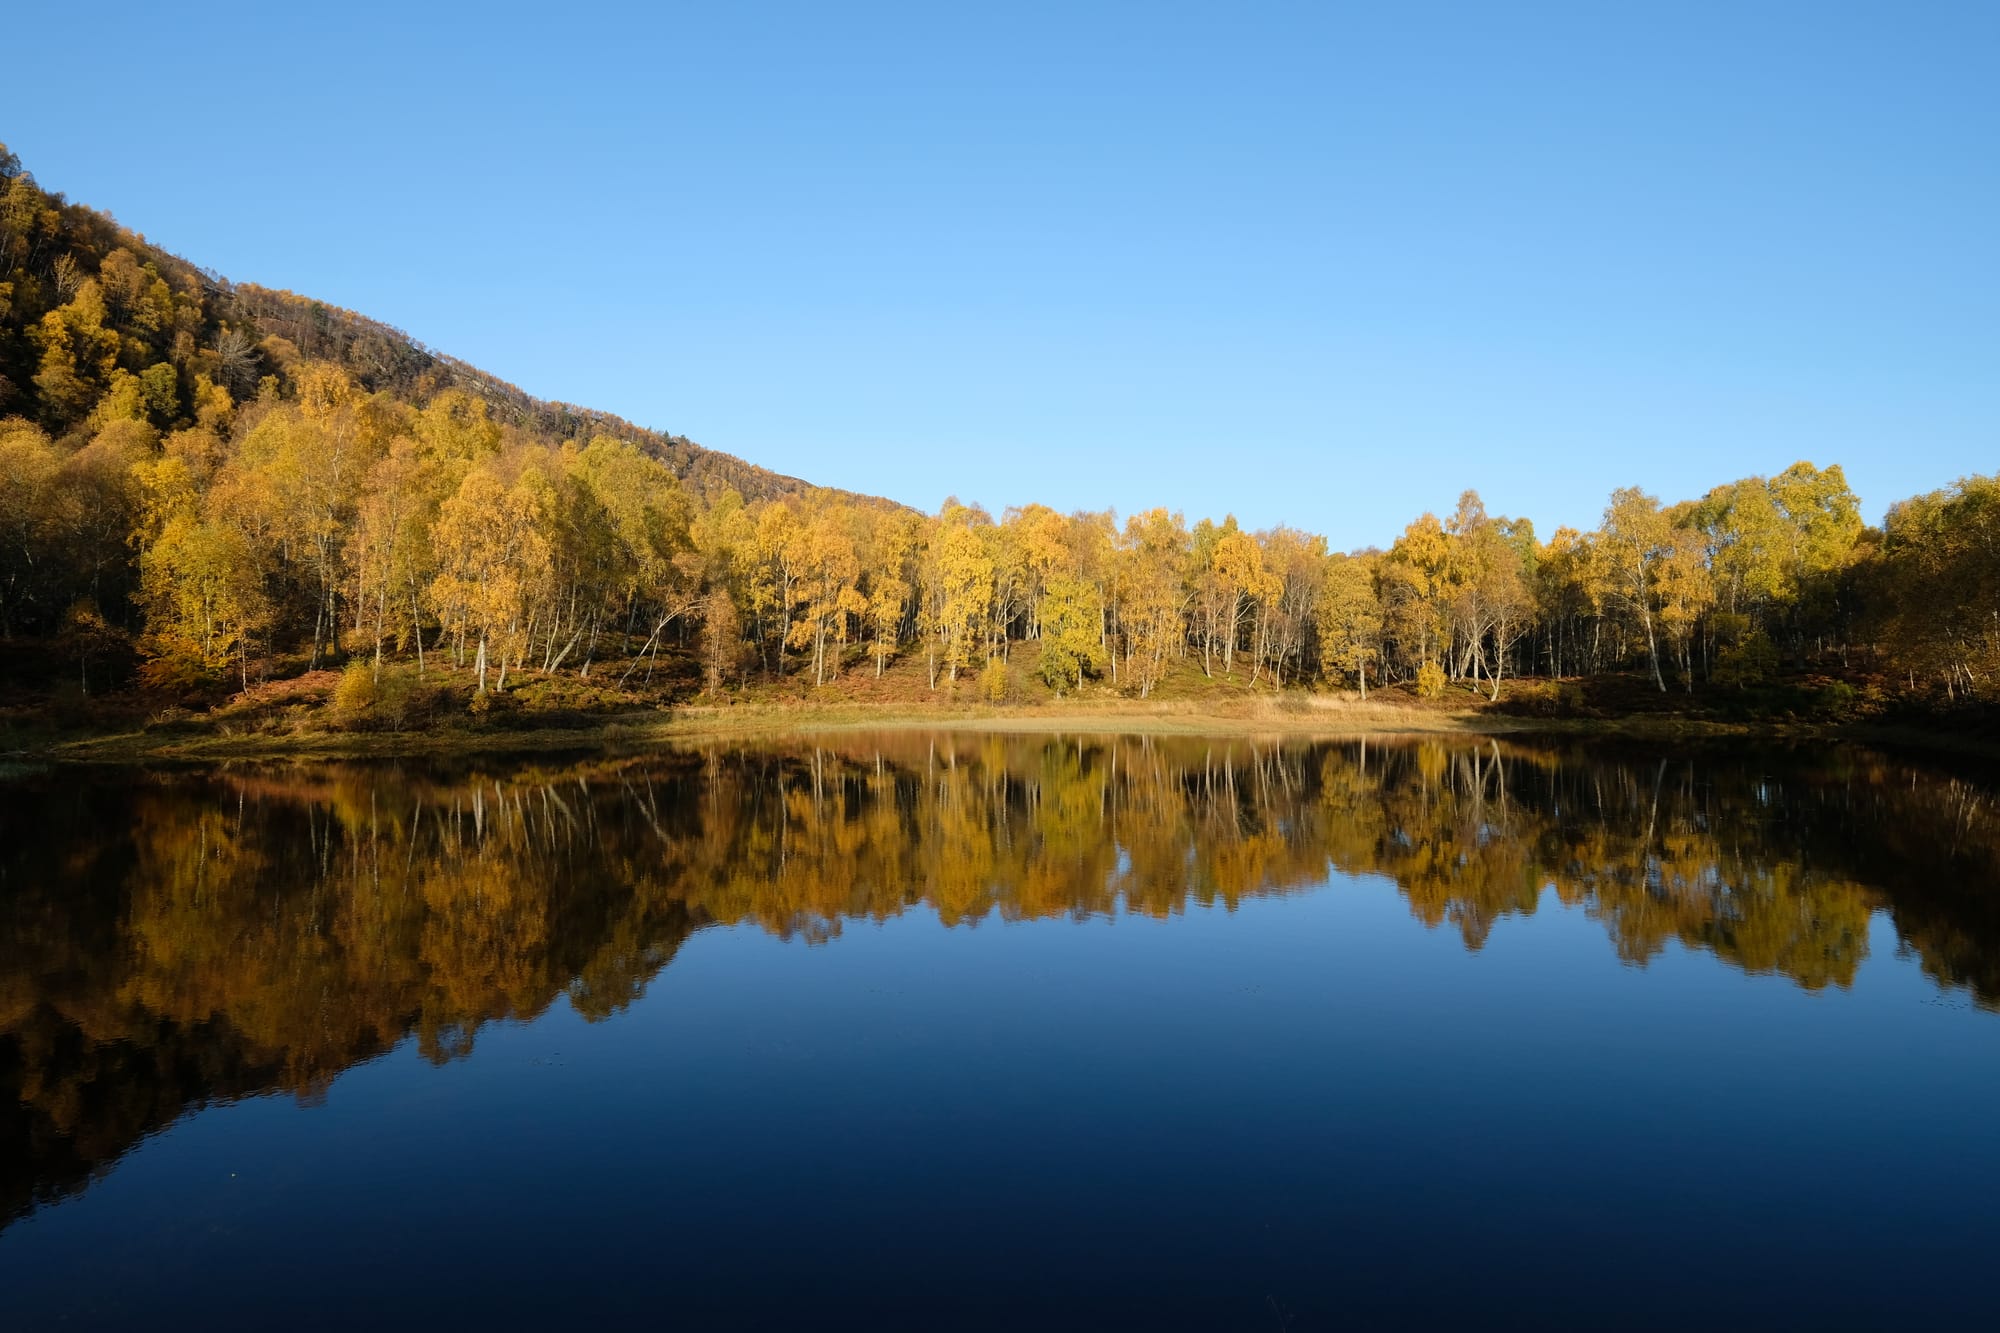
[0,145,895,511]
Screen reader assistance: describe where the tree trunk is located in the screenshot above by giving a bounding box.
[1641,605,1665,692]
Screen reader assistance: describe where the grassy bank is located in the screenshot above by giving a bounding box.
[31,694,1823,765]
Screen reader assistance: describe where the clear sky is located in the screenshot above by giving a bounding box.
[5,1,1994,546]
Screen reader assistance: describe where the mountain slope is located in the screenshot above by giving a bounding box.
[0,143,888,510]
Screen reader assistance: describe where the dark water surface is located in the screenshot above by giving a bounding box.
[3,734,1999,1330]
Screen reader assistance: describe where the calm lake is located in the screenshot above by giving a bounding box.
[3,734,1998,1329]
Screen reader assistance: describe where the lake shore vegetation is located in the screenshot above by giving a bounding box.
[4,142,1997,759]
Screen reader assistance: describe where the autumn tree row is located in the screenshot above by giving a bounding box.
[5,141,1997,706]
[4,339,1995,707]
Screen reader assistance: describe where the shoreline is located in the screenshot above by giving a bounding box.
[14,697,1948,766]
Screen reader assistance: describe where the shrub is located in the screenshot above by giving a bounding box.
[136,654,218,697]
[374,668,437,732]
[980,657,1010,703]
[1714,630,1778,689]
[1813,681,1859,720]
[331,662,377,727]
[1416,661,1446,700]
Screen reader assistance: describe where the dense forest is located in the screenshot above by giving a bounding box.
[2,142,1995,718]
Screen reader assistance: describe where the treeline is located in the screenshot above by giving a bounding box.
[2,141,1996,707]
[0,141,857,637]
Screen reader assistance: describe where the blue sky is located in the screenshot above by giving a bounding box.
[5,1,1994,545]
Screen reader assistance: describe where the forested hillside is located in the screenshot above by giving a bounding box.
[1,142,1996,726]
[0,145,868,512]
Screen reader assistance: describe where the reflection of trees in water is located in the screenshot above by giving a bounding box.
[3,736,1998,1227]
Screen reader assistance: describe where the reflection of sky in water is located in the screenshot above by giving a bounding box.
[3,736,1999,1329]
